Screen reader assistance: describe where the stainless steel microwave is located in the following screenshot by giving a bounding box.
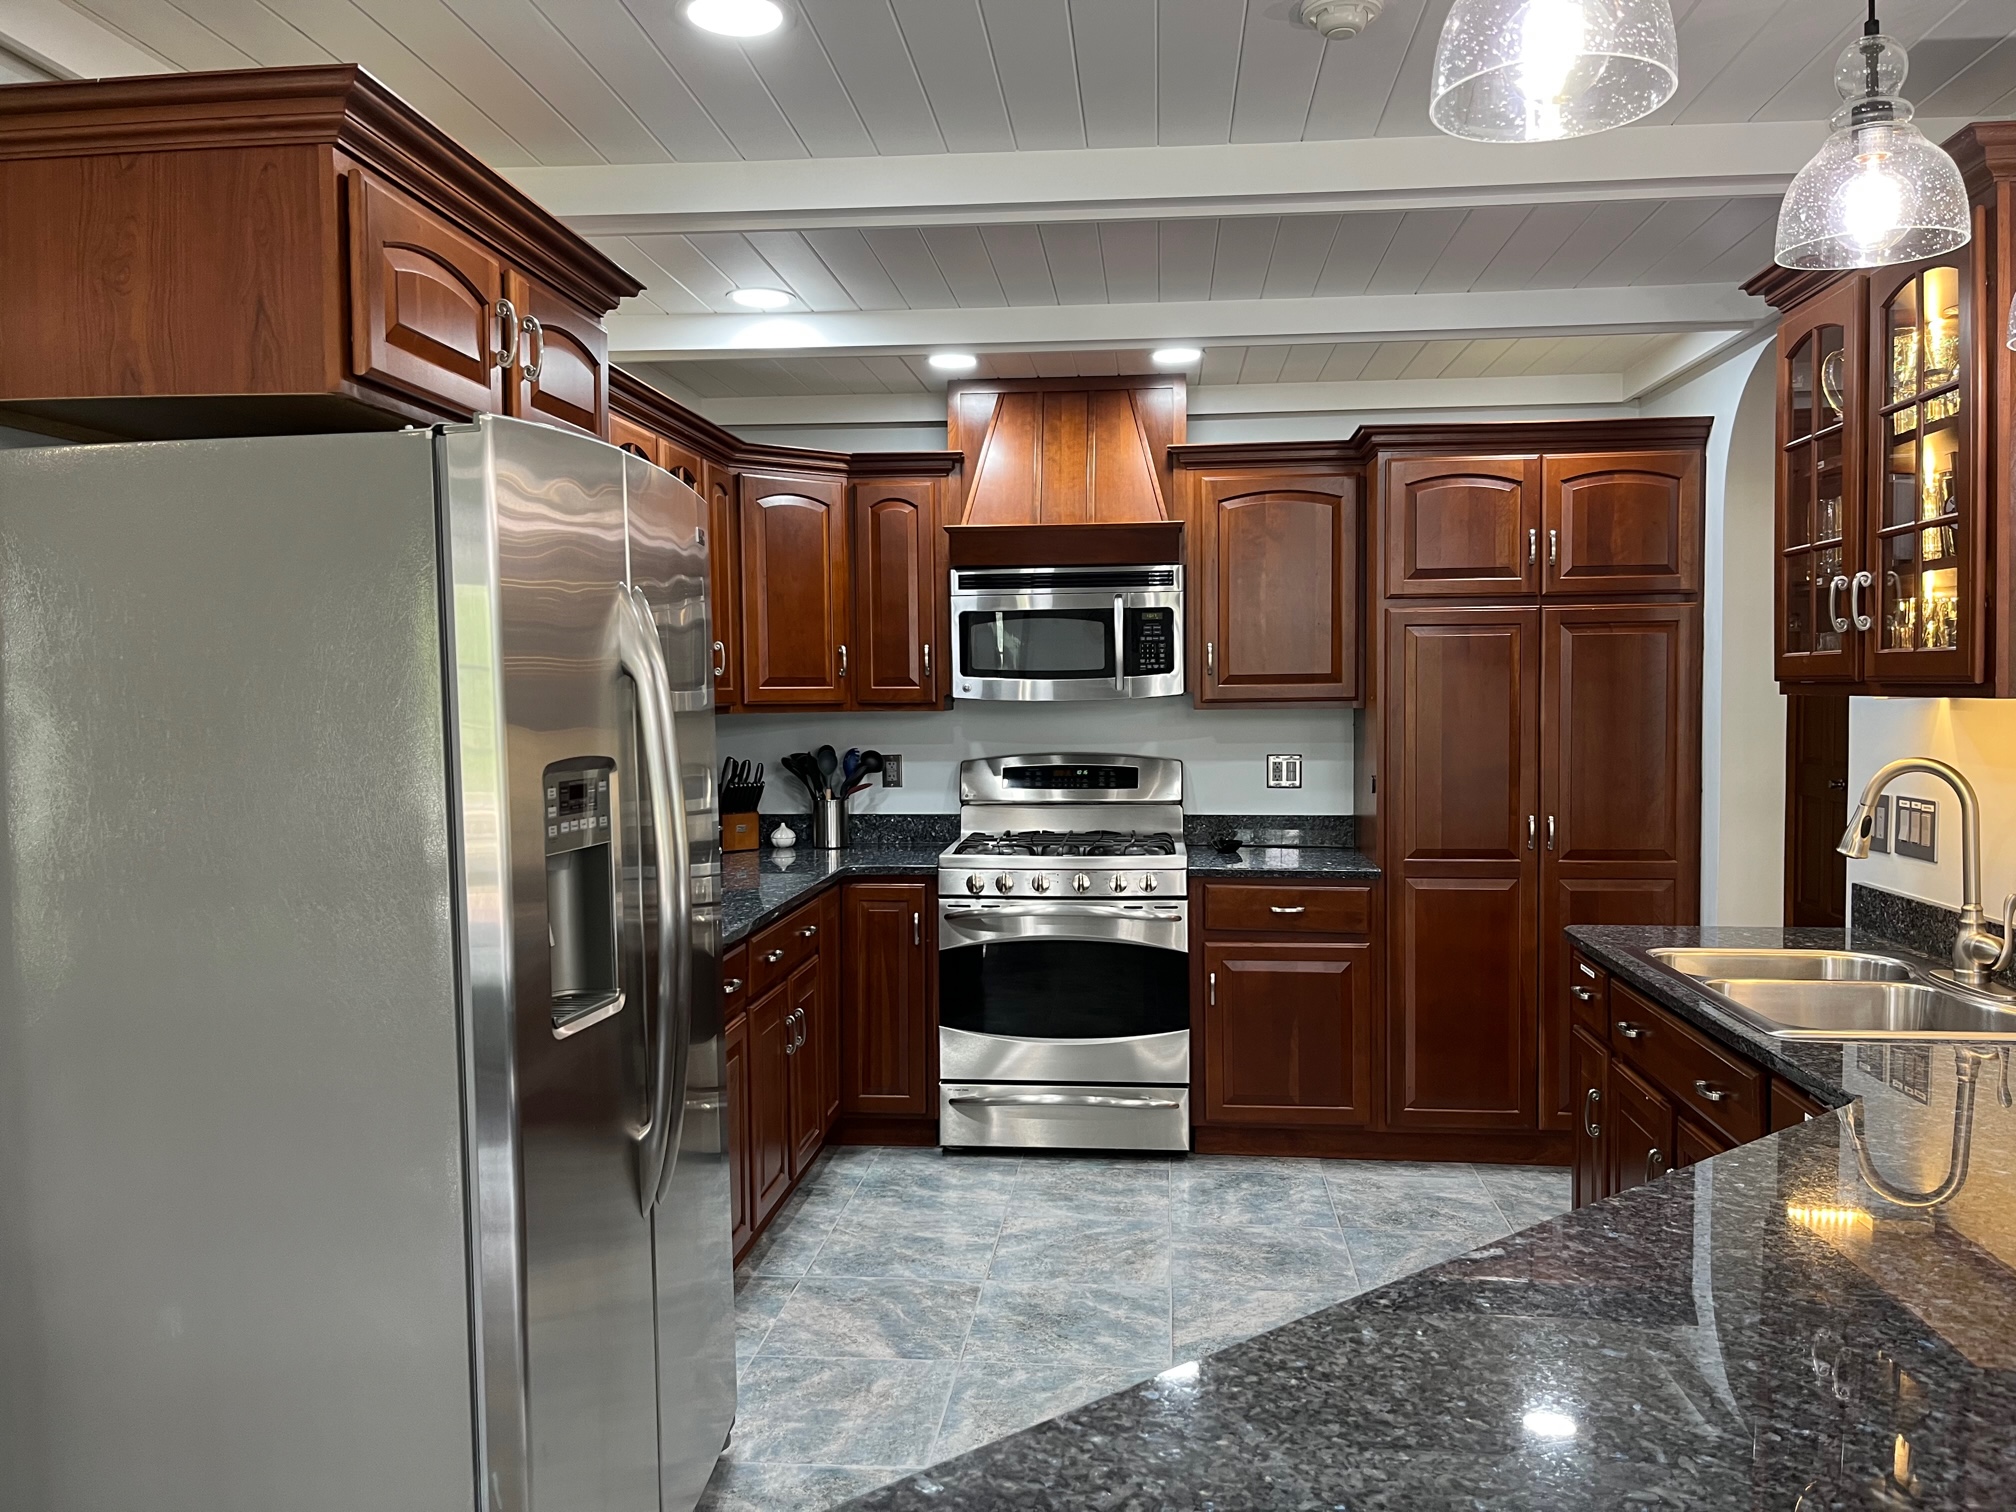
[948,563,1184,701]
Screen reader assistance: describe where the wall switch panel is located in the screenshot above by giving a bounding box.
[1869,795,1891,853]
[1894,795,1936,862]
[881,754,903,788]
[1266,754,1303,789]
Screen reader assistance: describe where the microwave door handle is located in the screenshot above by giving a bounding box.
[1113,595,1126,692]
[615,588,693,1215]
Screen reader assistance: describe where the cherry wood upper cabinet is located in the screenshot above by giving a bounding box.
[1542,451,1702,595]
[739,473,849,706]
[503,269,606,438]
[841,882,934,1118]
[1384,456,1541,596]
[851,480,939,706]
[347,168,505,417]
[704,460,741,708]
[1193,470,1361,704]
[948,376,1184,525]
[609,413,661,462]
[1201,941,1373,1127]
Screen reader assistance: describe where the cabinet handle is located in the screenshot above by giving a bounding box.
[922,642,931,678]
[1527,814,1536,851]
[1269,905,1306,915]
[1209,970,1216,1006]
[1570,985,1596,1003]
[723,977,743,996]
[519,314,545,382]
[1828,574,1851,633]
[1583,1087,1601,1139]
[1527,528,1537,566]
[1546,815,1556,851]
[713,640,726,678]
[1850,569,1875,631]
[1206,640,1216,677]
[1548,527,1558,567]
[837,643,848,678]
[492,297,519,372]
[798,924,818,939]
[1577,962,1597,981]
[913,911,921,946]
[1646,1147,1664,1182]
[764,949,785,965]
[1693,1079,1729,1103]
[1615,1021,1645,1040]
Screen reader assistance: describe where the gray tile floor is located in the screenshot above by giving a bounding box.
[699,1149,1570,1512]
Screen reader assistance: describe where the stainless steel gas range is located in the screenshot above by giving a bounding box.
[937,754,1190,1152]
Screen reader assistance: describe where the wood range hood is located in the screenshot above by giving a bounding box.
[945,375,1186,564]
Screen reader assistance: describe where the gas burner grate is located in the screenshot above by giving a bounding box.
[951,828,1180,859]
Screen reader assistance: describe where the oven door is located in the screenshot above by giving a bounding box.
[937,900,1190,1084]
[949,588,1183,701]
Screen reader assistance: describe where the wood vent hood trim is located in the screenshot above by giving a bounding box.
[948,375,1185,527]
[946,521,1184,568]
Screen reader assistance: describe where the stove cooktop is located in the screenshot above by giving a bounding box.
[946,828,1183,862]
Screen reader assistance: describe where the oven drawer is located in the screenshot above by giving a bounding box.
[940,1025,1189,1085]
[1202,883,1372,936]
[940,1083,1190,1151]
[748,900,823,996]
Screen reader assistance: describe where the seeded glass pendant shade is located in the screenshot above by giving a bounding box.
[1429,0,1679,142]
[1774,15,1969,270]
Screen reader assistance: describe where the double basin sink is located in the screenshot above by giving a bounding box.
[1641,947,2016,1040]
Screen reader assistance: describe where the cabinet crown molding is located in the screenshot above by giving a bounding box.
[0,64,641,316]
[1171,418,1712,473]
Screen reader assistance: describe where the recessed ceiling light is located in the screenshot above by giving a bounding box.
[684,0,783,37]
[1152,346,1203,366]
[729,287,793,309]
[927,353,978,372]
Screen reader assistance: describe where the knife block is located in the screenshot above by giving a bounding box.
[722,813,761,853]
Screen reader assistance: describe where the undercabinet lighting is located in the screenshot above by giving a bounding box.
[1786,1201,1874,1238]
[1521,1408,1577,1439]
[685,0,784,37]
[730,287,794,310]
[1152,347,1203,366]
[927,353,978,372]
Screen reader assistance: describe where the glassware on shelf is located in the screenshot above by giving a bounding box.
[1818,493,1842,544]
[1820,347,1847,417]
[1924,268,1961,387]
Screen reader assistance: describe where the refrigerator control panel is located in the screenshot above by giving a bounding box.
[546,765,613,855]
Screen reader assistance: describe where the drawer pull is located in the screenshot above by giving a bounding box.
[1583,1087,1601,1140]
[798,924,818,939]
[1577,962,1598,981]
[764,949,785,965]
[723,977,743,996]
[1693,1079,1728,1103]
[1646,1147,1664,1182]
[1570,986,1596,1003]
[1269,905,1307,915]
[1615,1021,1645,1040]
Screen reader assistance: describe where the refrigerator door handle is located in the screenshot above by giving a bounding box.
[617,587,694,1215]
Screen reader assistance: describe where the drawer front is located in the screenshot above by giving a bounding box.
[1609,984,1764,1143]
[721,942,750,1026]
[1567,951,1607,1038]
[1203,883,1373,935]
[749,900,825,995]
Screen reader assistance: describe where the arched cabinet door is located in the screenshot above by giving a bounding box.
[1193,470,1360,703]
[850,479,938,706]
[738,473,848,706]
[1382,455,1540,597]
[503,271,607,438]
[1543,451,1701,596]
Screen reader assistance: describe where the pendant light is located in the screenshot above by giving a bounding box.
[1774,2,1968,270]
[1429,0,1678,142]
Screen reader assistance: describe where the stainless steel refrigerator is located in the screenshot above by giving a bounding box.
[0,415,734,1512]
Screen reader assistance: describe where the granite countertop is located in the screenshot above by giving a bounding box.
[1184,843,1379,879]
[839,921,2016,1511]
[719,841,941,946]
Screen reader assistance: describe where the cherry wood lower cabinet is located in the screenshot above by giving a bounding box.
[746,978,794,1230]
[840,882,935,1119]
[787,959,825,1176]
[1569,1025,1609,1210]
[1201,940,1374,1125]
[723,1009,752,1258]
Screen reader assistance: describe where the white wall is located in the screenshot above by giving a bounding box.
[1846,698,2016,914]
[1641,336,1784,925]
[719,702,1354,817]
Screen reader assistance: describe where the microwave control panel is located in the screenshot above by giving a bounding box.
[1125,607,1177,677]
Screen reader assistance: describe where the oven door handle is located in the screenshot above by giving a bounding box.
[947,1093,1185,1111]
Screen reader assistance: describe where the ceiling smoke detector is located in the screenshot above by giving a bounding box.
[1300,0,1382,39]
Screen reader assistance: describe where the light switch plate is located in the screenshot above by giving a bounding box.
[1895,795,1936,861]
[1266,754,1303,789]
[881,754,903,788]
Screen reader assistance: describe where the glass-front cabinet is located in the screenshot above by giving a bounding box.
[1768,242,1982,691]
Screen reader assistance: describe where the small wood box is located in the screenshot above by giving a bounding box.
[722,813,761,853]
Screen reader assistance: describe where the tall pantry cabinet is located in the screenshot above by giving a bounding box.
[1364,421,1706,1153]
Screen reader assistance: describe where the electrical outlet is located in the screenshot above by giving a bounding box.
[881,754,903,788]
[1894,795,1936,861]
[1266,754,1303,789]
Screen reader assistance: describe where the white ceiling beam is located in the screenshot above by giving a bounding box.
[0,0,169,79]
[1622,328,1765,398]
[609,283,1769,361]
[508,120,1959,234]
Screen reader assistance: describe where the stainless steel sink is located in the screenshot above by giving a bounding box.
[1647,947,1912,982]
[1701,979,2016,1039]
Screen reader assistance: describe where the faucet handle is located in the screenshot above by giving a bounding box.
[1996,892,2016,974]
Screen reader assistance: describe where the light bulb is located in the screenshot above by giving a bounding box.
[1842,160,1904,252]
[685,0,783,36]
[1517,0,1585,103]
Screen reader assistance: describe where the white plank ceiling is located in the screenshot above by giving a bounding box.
[51,0,2016,166]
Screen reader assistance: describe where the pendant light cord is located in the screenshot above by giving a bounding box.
[1864,0,1881,101]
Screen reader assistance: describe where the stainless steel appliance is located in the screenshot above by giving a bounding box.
[937,755,1190,1150]
[0,417,732,1512]
[948,563,1184,700]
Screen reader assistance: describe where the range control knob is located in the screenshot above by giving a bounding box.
[1030,874,1052,894]
[1072,873,1092,893]
[1140,874,1159,893]
[965,874,985,895]
[1109,874,1129,893]
[995,873,1015,893]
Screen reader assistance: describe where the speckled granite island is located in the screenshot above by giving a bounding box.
[837,919,2016,1511]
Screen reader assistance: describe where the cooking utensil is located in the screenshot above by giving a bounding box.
[838,750,885,800]
[782,753,824,803]
[814,745,838,793]
[841,747,861,787]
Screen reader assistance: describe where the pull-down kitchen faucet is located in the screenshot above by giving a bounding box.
[1839,757,2016,989]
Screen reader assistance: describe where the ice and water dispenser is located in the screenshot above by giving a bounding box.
[545,759,624,1037]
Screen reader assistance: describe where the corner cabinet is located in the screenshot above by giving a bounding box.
[1751,120,2016,694]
